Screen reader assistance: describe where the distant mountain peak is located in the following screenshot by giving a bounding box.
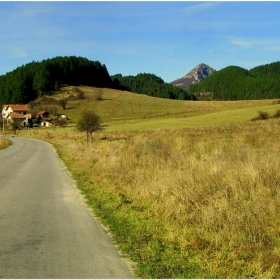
[171,63,216,90]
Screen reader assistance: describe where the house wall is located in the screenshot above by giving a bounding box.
[2,107,9,119]
[41,121,51,127]
[2,105,29,126]
[2,108,10,124]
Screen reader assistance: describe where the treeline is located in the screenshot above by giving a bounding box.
[2,55,279,104]
[250,61,280,76]
[111,73,196,100]
[0,56,112,104]
[188,62,280,100]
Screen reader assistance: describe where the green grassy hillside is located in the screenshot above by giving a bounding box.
[32,85,280,130]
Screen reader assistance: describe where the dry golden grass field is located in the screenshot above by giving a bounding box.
[3,86,280,278]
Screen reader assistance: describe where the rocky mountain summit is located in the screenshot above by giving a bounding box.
[171,63,216,90]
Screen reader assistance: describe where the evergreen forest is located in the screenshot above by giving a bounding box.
[111,73,197,100]
[188,62,280,100]
[0,56,112,104]
[0,56,280,105]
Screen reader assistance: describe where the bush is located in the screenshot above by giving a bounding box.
[74,87,86,99]
[77,91,85,99]
[273,109,280,118]
[55,117,67,127]
[252,111,270,121]
[252,110,280,121]
[58,98,68,110]
[93,89,104,100]
[258,111,270,119]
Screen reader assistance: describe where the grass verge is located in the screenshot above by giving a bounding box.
[0,137,12,150]
[17,116,280,278]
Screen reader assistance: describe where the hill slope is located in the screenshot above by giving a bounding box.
[1,56,280,104]
[0,56,112,104]
[111,73,196,100]
[31,85,279,131]
[188,62,280,100]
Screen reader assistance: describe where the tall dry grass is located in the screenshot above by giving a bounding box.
[18,118,280,278]
[0,137,12,149]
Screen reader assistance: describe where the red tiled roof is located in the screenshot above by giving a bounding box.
[37,111,46,115]
[42,117,52,122]
[10,113,26,119]
[10,104,29,112]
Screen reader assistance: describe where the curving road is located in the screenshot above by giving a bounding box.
[0,136,133,279]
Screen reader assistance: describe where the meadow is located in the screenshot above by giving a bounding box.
[4,86,280,278]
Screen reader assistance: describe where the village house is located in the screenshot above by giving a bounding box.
[37,111,52,127]
[1,104,30,126]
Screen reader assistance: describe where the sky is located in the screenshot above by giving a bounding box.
[0,1,280,83]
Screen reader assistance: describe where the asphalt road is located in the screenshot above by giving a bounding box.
[0,136,133,279]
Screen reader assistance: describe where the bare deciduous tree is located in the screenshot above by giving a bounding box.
[58,98,68,110]
[76,110,102,141]
[10,119,23,134]
[94,89,104,100]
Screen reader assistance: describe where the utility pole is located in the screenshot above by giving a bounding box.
[53,104,57,127]
[2,110,4,134]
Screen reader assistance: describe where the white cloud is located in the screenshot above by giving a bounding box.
[183,2,218,15]
[230,38,254,48]
[229,38,280,52]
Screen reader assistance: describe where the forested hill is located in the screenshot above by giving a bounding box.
[250,61,280,76]
[188,62,280,100]
[111,73,197,100]
[0,55,195,104]
[1,56,280,104]
[0,56,112,104]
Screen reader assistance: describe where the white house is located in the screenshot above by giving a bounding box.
[2,104,29,126]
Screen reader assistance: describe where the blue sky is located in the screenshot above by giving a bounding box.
[0,1,280,83]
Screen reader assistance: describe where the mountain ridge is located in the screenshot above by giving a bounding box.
[188,63,280,100]
[171,63,216,90]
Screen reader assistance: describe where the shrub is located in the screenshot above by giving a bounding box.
[273,109,280,118]
[55,117,67,127]
[258,110,270,119]
[74,87,86,99]
[58,98,68,110]
[252,111,270,121]
[77,91,85,99]
[93,89,104,100]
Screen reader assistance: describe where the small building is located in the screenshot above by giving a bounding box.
[40,121,52,127]
[37,111,52,126]
[37,110,50,120]
[2,104,29,126]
